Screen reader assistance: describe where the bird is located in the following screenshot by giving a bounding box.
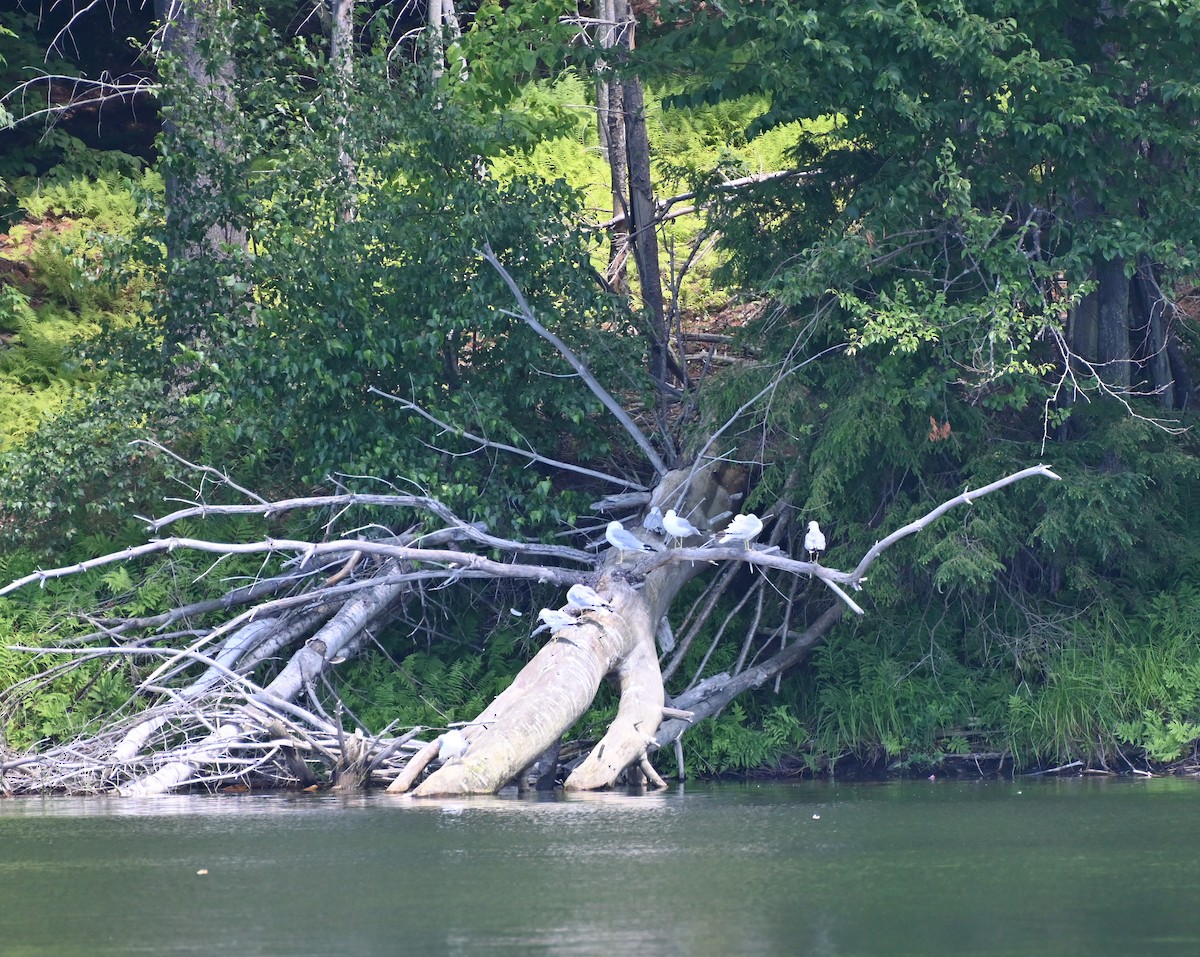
[716,513,763,549]
[642,506,666,535]
[804,520,827,562]
[437,728,469,763]
[532,607,582,636]
[605,520,652,562]
[566,583,613,611]
[663,508,702,545]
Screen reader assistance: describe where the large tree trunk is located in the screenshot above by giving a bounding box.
[595,0,666,392]
[596,0,629,291]
[624,75,668,394]
[1132,255,1179,409]
[153,0,248,370]
[1095,254,1131,390]
[403,469,732,796]
[330,0,357,221]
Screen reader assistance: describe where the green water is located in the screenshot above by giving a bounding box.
[0,778,1196,956]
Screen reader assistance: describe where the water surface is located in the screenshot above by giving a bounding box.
[1,778,1196,956]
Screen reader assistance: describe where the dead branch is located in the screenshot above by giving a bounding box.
[480,243,669,478]
[367,389,648,492]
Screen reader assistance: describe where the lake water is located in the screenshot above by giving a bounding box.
[0,777,1197,956]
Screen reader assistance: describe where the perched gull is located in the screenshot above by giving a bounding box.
[804,520,827,562]
[437,728,469,763]
[567,583,613,611]
[716,513,764,549]
[663,509,702,545]
[533,607,582,636]
[606,520,652,563]
[642,506,666,535]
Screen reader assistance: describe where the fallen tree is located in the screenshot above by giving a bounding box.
[0,253,1061,796]
[0,445,1059,796]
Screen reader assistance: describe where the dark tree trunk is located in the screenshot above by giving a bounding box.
[596,0,666,393]
[623,75,668,394]
[1095,254,1131,390]
[1132,256,1175,408]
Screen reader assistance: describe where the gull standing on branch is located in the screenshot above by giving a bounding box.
[605,520,651,563]
[663,509,702,546]
[716,513,764,549]
[642,506,666,535]
[566,583,613,611]
[533,607,581,636]
[804,520,827,563]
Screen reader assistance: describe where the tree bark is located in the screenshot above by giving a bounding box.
[594,0,666,390]
[330,0,357,221]
[1095,254,1131,390]
[596,0,629,290]
[1132,256,1176,409]
[623,73,668,393]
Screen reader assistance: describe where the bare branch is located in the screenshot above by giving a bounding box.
[145,492,593,563]
[848,464,1061,581]
[0,536,587,599]
[479,243,669,478]
[588,169,814,233]
[131,440,270,505]
[368,388,646,491]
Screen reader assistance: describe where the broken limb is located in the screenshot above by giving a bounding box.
[480,244,671,477]
[367,388,648,492]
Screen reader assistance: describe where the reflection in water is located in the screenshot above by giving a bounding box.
[0,779,1197,956]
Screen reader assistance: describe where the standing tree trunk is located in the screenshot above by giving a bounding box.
[330,0,357,221]
[623,74,668,395]
[595,0,667,395]
[596,0,629,292]
[427,0,465,82]
[1132,255,1178,409]
[1095,254,1131,390]
[154,0,248,373]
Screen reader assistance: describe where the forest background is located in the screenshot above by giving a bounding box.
[2,0,1200,788]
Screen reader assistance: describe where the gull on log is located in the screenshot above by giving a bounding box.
[663,509,702,545]
[566,583,613,611]
[437,729,469,763]
[605,520,652,562]
[716,513,763,549]
[533,607,582,636]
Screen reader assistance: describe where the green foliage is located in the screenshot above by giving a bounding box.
[678,701,810,776]
[145,33,644,534]
[337,618,525,733]
[1,158,160,452]
[17,163,154,242]
[456,0,580,108]
[0,538,285,748]
[0,376,182,549]
[7,2,1200,781]
[0,574,132,749]
[654,0,1200,412]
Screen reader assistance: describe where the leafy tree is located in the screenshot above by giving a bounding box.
[654,0,1200,405]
